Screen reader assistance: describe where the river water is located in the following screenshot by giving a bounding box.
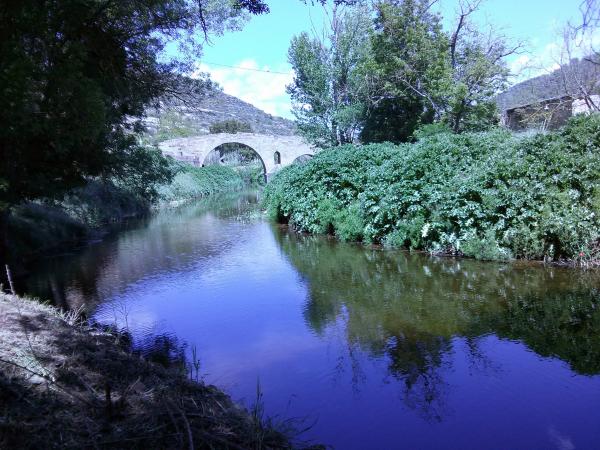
[17,191,600,449]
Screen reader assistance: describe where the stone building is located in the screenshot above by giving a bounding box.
[496,57,600,131]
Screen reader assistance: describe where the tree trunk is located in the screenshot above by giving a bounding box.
[0,209,10,267]
[453,100,466,133]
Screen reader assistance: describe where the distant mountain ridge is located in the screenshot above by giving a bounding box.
[143,86,296,142]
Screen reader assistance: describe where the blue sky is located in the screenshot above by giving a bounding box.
[193,0,584,119]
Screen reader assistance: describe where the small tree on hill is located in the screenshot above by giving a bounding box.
[209,120,253,134]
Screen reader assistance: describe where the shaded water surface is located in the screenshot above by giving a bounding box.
[17,192,600,449]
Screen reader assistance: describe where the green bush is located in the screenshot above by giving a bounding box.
[8,203,88,255]
[209,119,252,134]
[7,180,147,256]
[8,162,243,257]
[461,229,513,261]
[157,164,243,203]
[62,180,148,227]
[264,114,600,261]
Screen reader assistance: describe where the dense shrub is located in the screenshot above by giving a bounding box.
[263,114,600,261]
[8,163,244,257]
[7,180,147,257]
[209,119,252,134]
[62,180,149,227]
[157,164,243,203]
[235,164,266,186]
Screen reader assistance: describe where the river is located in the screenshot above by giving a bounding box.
[15,191,600,449]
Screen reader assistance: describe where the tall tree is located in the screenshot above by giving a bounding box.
[287,5,372,147]
[362,0,451,142]
[444,0,515,132]
[363,0,517,139]
[0,0,270,260]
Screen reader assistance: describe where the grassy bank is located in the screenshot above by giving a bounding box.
[0,293,312,449]
[264,114,600,263]
[7,163,244,260]
[157,163,244,206]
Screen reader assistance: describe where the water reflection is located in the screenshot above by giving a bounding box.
[276,231,600,376]
[15,191,600,449]
[273,231,600,430]
[17,191,262,311]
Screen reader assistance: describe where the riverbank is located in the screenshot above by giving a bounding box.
[5,164,245,266]
[264,114,600,265]
[0,292,312,449]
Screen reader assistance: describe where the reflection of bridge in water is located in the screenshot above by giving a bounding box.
[159,133,315,180]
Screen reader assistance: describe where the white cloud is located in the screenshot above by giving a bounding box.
[509,27,600,84]
[509,55,531,76]
[191,59,294,119]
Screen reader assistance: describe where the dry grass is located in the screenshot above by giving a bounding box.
[0,294,321,449]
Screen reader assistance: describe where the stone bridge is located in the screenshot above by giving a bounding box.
[159,133,315,180]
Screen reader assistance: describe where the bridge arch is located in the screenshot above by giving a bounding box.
[203,142,268,183]
[159,132,315,181]
[293,154,313,165]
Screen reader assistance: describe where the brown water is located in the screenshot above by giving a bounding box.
[16,191,600,449]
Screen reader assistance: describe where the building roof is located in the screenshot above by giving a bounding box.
[496,57,600,112]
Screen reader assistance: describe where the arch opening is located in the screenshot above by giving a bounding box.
[203,142,267,185]
[274,151,281,165]
[293,154,313,165]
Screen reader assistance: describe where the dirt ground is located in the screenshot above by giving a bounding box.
[0,293,317,449]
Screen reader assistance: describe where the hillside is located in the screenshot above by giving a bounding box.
[143,86,296,143]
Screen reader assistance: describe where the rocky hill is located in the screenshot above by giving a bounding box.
[143,85,296,143]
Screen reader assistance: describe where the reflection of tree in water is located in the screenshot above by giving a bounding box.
[327,307,368,395]
[491,289,600,375]
[16,191,262,312]
[387,331,451,422]
[275,229,600,419]
[464,336,502,376]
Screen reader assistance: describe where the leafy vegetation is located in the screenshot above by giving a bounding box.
[287,0,514,147]
[209,119,253,134]
[8,161,244,258]
[157,163,244,204]
[0,0,275,262]
[287,6,371,146]
[264,114,600,262]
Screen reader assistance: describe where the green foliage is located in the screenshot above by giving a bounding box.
[8,203,88,256]
[412,122,452,141]
[363,0,450,142]
[287,6,371,147]
[151,111,199,144]
[333,202,365,241]
[8,161,243,257]
[287,0,511,144]
[109,146,175,203]
[7,180,148,256]
[235,164,266,186]
[62,180,149,228]
[157,164,243,203]
[364,0,508,139]
[461,229,513,261]
[209,119,253,134]
[264,114,600,261]
[0,0,252,211]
